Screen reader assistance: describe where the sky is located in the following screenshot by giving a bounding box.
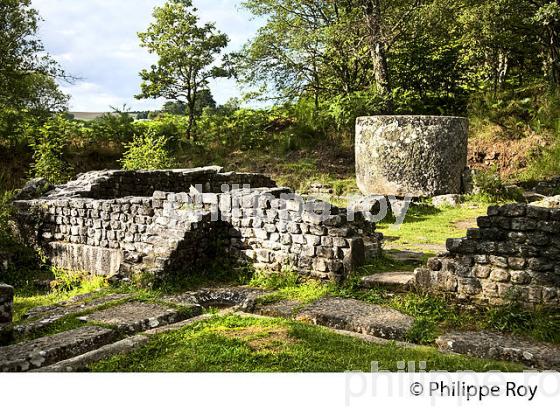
[32,0,262,112]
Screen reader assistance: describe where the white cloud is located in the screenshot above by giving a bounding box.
[32,0,262,112]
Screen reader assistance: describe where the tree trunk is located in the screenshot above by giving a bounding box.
[186,91,197,142]
[362,0,393,112]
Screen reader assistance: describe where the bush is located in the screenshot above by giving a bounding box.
[120,130,175,170]
[29,115,74,184]
[89,111,135,144]
[471,166,524,202]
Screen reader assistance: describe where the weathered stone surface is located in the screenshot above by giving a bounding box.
[47,242,123,276]
[34,334,150,372]
[14,293,130,336]
[295,298,414,341]
[14,167,379,282]
[361,272,415,291]
[385,249,425,264]
[417,202,560,307]
[432,194,462,208]
[13,178,54,200]
[165,287,268,311]
[79,302,197,334]
[253,300,303,318]
[356,116,468,197]
[437,331,560,370]
[530,196,560,209]
[0,326,117,372]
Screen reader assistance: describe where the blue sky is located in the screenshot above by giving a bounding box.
[32,0,262,112]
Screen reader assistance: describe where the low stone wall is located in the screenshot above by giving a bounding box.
[44,166,276,199]
[0,284,13,325]
[415,203,560,306]
[14,168,379,282]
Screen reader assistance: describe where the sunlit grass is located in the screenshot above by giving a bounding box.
[91,314,523,372]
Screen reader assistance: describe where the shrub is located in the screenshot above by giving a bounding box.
[29,115,74,184]
[471,166,524,202]
[89,111,135,144]
[120,130,175,170]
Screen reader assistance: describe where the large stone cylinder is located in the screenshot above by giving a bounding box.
[356,116,468,197]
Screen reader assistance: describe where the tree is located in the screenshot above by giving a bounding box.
[137,0,229,140]
[162,89,216,116]
[238,0,425,112]
[0,0,69,144]
[237,1,373,107]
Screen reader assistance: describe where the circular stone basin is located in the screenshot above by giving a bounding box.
[355,115,468,197]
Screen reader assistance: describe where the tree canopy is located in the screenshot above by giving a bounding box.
[136,0,229,140]
[236,0,560,114]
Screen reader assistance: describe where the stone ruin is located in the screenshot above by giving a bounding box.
[416,202,560,306]
[355,115,469,197]
[10,166,380,285]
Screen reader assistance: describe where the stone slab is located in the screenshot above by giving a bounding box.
[164,287,268,312]
[295,297,414,341]
[385,249,425,264]
[35,334,150,372]
[79,301,198,334]
[437,331,560,370]
[15,293,130,336]
[0,326,117,372]
[47,242,123,276]
[361,272,415,291]
[253,300,304,318]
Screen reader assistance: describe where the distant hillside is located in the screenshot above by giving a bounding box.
[69,112,140,121]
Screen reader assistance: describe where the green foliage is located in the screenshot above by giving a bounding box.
[120,131,175,171]
[89,110,135,144]
[471,166,524,202]
[484,303,560,344]
[29,115,73,184]
[12,268,109,324]
[0,191,15,246]
[249,269,300,290]
[0,0,68,146]
[137,0,229,139]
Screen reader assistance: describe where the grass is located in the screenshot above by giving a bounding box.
[249,269,332,307]
[12,274,109,323]
[91,314,522,372]
[377,201,487,250]
[249,270,560,345]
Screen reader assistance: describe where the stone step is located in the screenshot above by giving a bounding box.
[0,326,118,372]
[254,297,414,341]
[34,335,150,372]
[295,298,414,341]
[361,271,415,291]
[78,301,202,334]
[437,331,560,371]
[384,249,425,264]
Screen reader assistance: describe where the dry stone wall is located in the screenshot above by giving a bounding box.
[13,167,379,282]
[415,203,560,306]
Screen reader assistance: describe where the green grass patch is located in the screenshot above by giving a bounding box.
[377,202,487,249]
[91,314,522,372]
[13,273,109,323]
